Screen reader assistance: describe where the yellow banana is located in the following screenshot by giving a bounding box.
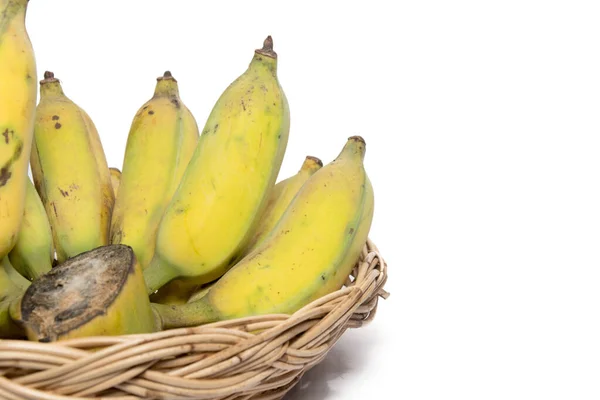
[152,156,322,305]
[81,106,115,218]
[110,71,199,269]
[144,36,290,293]
[30,72,114,263]
[8,178,53,280]
[152,136,374,328]
[0,0,37,259]
[13,245,156,342]
[241,155,322,255]
[109,167,121,197]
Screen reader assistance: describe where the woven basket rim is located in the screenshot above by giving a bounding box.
[0,238,389,400]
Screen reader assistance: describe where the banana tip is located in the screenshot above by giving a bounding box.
[40,71,59,84]
[348,136,366,145]
[255,35,277,58]
[306,156,323,167]
[157,71,177,82]
[263,36,273,51]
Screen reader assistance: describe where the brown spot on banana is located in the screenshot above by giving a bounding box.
[0,167,10,187]
[0,137,23,187]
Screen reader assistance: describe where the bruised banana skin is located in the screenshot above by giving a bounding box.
[8,178,54,281]
[153,156,322,305]
[13,245,156,342]
[30,72,114,263]
[110,71,199,269]
[144,36,290,293]
[152,137,374,328]
[0,0,38,259]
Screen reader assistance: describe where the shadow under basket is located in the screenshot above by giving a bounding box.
[0,239,389,400]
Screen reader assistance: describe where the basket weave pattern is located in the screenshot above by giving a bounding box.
[0,239,388,400]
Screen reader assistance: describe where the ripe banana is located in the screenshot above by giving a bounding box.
[152,136,374,328]
[14,245,156,342]
[152,156,322,304]
[0,0,37,259]
[144,36,290,293]
[8,178,53,280]
[30,72,114,263]
[241,155,322,255]
[81,106,114,215]
[109,167,121,197]
[110,71,199,269]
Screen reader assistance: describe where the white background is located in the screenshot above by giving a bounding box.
[25,1,600,399]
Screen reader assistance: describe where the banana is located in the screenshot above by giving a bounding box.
[14,245,156,342]
[241,155,322,255]
[109,167,121,197]
[144,36,290,293]
[2,256,29,292]
[0,256,24,338]
[110,71,199,269]
[0,0,37,259]
[152,136,374,328]
[81,104,115,218]
[152,156,322,305]
[8,178,53,280]
[30,72,114,263]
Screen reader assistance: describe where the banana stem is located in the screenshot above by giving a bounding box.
[143,257,178,295]
[151,298,219,330]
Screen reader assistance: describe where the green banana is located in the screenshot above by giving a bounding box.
[8,178,53,280]
[144,36,290,293]
[30,72,114,263]
[0,257,24,338]
[152,136,374,328]
[2,256,29,292]
[110,71,199,269]
[0,0,37,259]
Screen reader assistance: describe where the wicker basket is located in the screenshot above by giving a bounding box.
[0,239,389,400]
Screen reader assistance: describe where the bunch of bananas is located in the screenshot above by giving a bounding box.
[0,1,375,342]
